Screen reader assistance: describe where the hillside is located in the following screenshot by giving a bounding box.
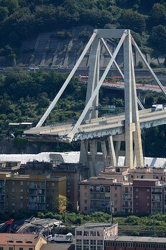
[0,0,166,67]
[0,0,166,157]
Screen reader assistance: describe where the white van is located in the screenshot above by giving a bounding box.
[151,104,163,112]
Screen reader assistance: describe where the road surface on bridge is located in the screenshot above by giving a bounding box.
[24,108,166,142]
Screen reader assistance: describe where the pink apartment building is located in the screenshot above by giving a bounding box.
[79,176,123,214]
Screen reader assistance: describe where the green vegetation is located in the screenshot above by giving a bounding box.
[2,210,166,236]
[0,0,166,61]
[0,68,166,156]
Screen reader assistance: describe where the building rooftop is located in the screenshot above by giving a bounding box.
[17,217,62,234]
[0,233,46,245]
[0,153,166,168]
[107,235,166,243]
[41,243,75,250]
[76,223,113,230]
[133,178,159,181]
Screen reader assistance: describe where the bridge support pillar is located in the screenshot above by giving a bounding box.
[108,136,117,166]
[133,122,144,166]
[79,140,88,168]
[124,30,144,168]
[89,140,97,176]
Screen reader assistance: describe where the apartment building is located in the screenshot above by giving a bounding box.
[53,163,88,211]
[0,233,47,250]
[133,179,163,215]
[129,166,166,182]
[0,172,66,213]
[79,174,166,215]
[100,166,129,182]
[20,161,88,211]
[75,223,118,250]
[79,176,123,214]
[122,183,133,214]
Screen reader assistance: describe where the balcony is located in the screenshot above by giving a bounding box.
[152,199,161,202]
[122,195,132,200]
[29,196,46,203]
[152,207,162,211]
[29,189,45,195]
[28,203,45,210]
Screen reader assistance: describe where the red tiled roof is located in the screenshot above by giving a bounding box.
[0,233,45,246]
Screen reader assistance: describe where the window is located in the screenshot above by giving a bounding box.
[29,248,33,250]
[84,207,87,211]
[9,247,13,250]
[90,240,96,245]
[83,240,89,245]
[19,248,23,250]
[52,182,55,187]
[85,200,87,204]
[12,188,15,192]
[20,189,23,193]
[97,240,103,245]
[20,181,23,185]
[76,231,82,236]
[83,246,89,250]
[76,239,82,244]
[90,231,96,236]
[83,231,89,236]
[0,248,3,250]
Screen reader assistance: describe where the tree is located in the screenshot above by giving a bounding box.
[118,10,146,34]
[8,31,21,48]
[149,25,166,55]
[150,3,166,26]
[0,0,19,13]
[47,195,66,213]
[0,7,9,21]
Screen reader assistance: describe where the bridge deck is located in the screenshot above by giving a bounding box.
[24,109,166,142]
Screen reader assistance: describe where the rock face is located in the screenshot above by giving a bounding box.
[1,25,164,69]
[18,25,94,69]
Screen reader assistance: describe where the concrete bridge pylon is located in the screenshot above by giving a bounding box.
[33,29,166,176]
[80,29,144,173]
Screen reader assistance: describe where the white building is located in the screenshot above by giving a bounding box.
[75,222,118,250]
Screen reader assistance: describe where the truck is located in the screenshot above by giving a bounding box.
[151,104,164,112]
[46,232,73,243]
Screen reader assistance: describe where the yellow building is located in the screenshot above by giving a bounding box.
[0,172,66,213]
